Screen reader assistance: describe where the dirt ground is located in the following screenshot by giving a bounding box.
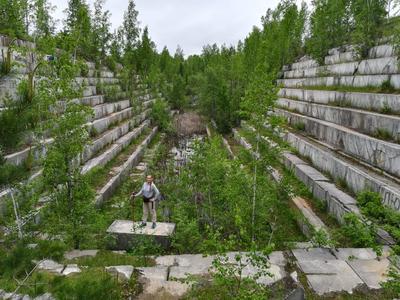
[174,112,206,136]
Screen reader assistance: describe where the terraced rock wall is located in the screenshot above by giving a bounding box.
[276,44,400,214]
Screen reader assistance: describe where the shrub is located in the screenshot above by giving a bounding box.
[357,191,385,221]
[150,99,171,131]
[80,61,89,77]
[341,213,382,255]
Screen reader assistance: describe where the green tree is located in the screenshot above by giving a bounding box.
[306,0,350,62]
[0,0,28,38]
[123,0,140,53]
[33,0,55,38]
[64,0,93,60]
[136,26,156,75]
[350,0,388,57]
[92,0,112,61]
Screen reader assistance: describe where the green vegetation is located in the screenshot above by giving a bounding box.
[357,191,400,255]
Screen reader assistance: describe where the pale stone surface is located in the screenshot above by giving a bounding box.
[293,248,337,261]
[105,265,134,281]
[277,109,400,178]
[64,250,98,260]
[37,259,64,274]
[347,259,390,289]
[106,219,174,250]
[81,121,149,174]
[285,131,400,212]
[277,98,400,140]
[137,266,168,281]
[155,255,177,266]
[62,264,81,276]
[333,248,377,260]
[138,280,190,300]
[298,260,364,295]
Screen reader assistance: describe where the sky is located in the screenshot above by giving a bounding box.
[50,0,309,56]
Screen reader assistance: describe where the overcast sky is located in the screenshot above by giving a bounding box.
[50,0,309,56]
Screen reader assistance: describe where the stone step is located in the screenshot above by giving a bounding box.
[82,111,149,164]
[91,99,131,121]
[278,88,400,114]
[284,57,398,79]
[95,127,158,206]
[75,95,105,107]
[277,109,400,178]
[283,130,400,212]
[88,107,135,135]
[75,76,120,86]
[106,220,175,250]
[82,120,150,174]
[277,74,400,89]
[277,98,400,141]
[82,121,150,174]
[82,85,97,97]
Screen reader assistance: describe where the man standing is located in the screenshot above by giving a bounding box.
[132,175,160,229]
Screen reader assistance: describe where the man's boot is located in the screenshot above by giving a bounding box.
[152,222,156,229]
[140,222,146,227]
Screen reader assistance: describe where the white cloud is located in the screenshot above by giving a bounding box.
[50,0,309,55]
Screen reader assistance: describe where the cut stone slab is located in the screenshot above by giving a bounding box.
[64,249,98,260]
[105,265,134,281]
[137,266,168,281]
[62,264,81,276]
[333,248,377,261]
[298,260,364,295]
[292,248,336,261]
[347,258,390,289]
[106,220,176,250]
[36,259,64,275]
[138,280,190,300]
[169,264,211,279]
[154,255,177,266]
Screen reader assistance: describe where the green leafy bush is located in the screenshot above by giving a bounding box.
[150,99,171,131]
[341,213,382,255]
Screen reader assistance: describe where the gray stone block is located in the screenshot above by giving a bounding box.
[285,131,400,212]
[105,265,134,281]
[64,249,98,260]
[333,248,377,260]
[347,258,390,289]
[278,109,400,178]
[278,98,400,140]
[292,248,336,261]
[106,220,175,250]
[298,259,364,295]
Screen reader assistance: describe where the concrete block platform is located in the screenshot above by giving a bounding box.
[106,220,176,250]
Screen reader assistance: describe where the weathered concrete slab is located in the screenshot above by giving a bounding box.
[64,250,98,260]
[105,265,134,281]
[169,265,211,279]
[277,98,400,141]
[154,255,177,266]
[62,264,81,276]
[137,266,168,281]
[37,260,64,275]
[347,258,390,289]
[278,109,400,178]
[285,131,400,212]
[292,248,336,261]
[333,248,377,261]
[106,220,175,250]
[138,280,190,300]
[298,260,364,295]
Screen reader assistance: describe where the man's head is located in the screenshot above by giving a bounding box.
[146,175,154,184]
